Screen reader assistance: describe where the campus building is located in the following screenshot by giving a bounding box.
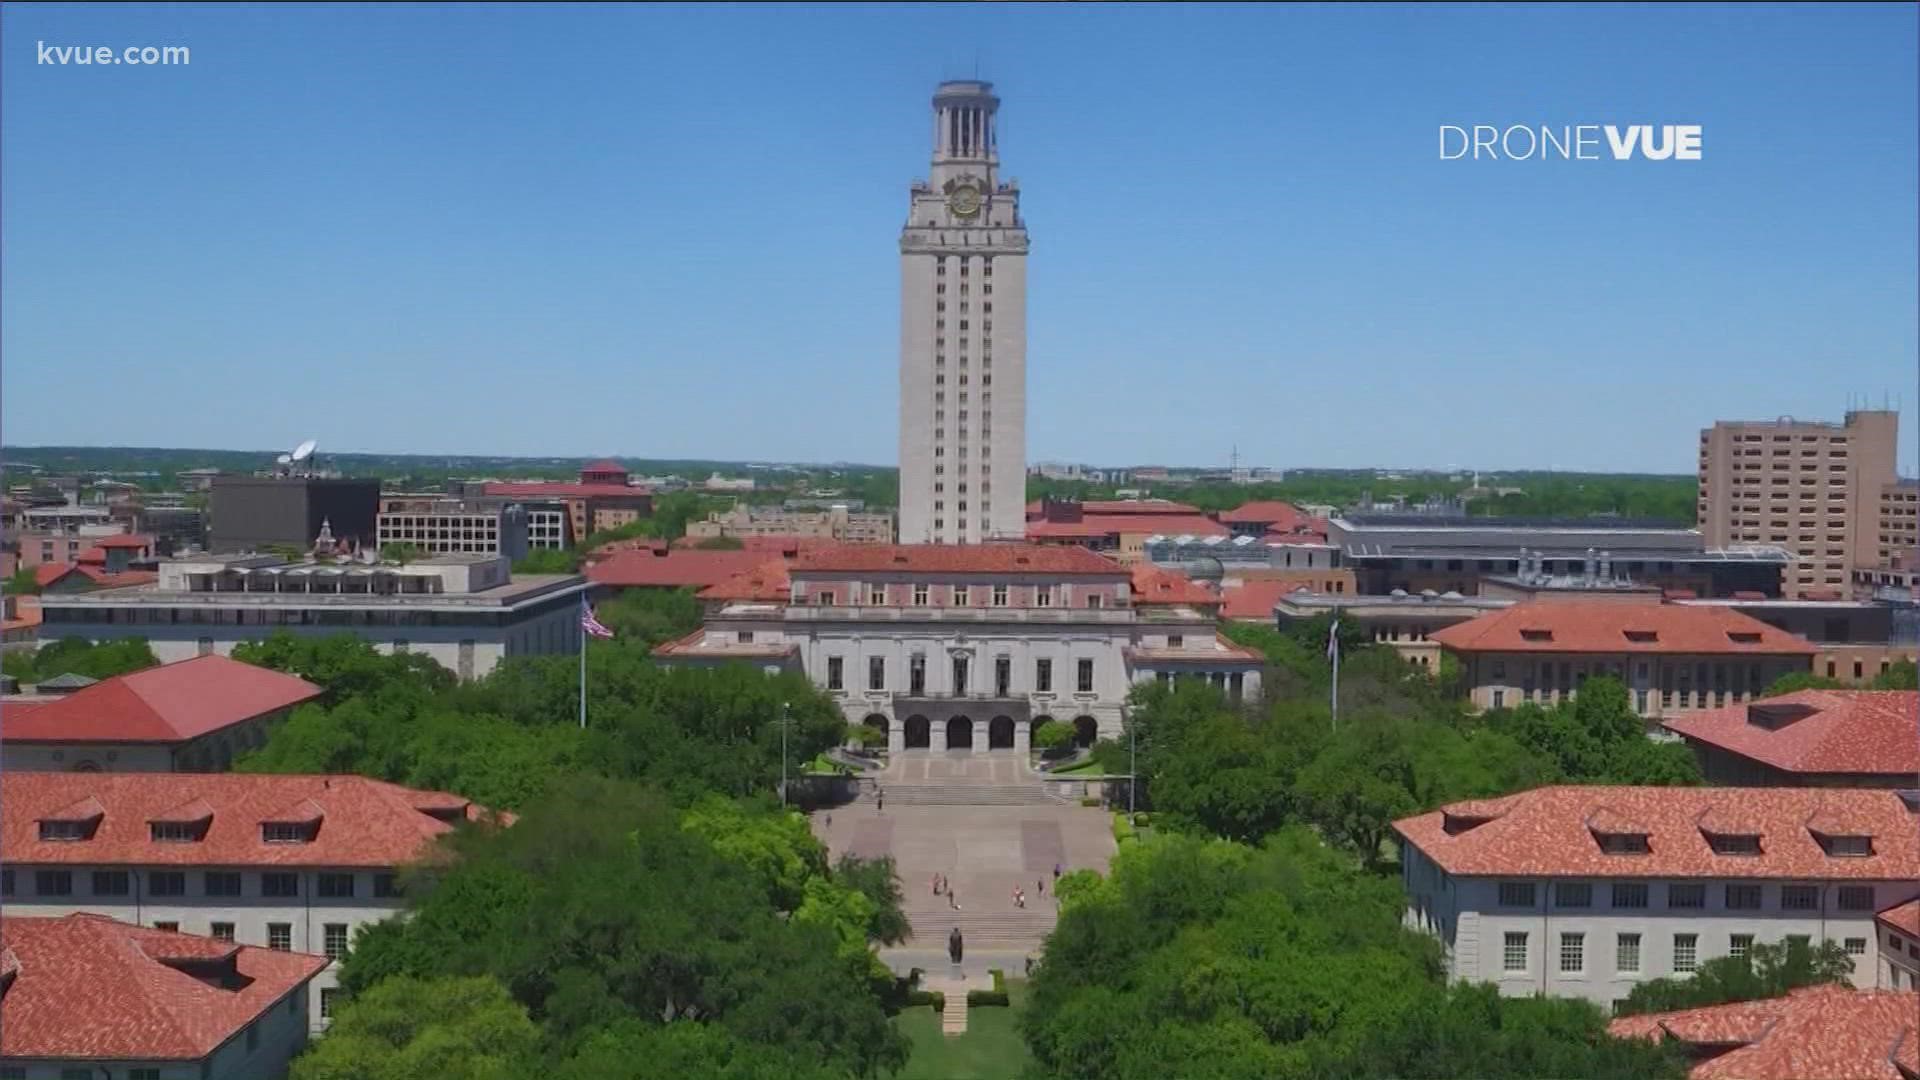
[209,476,382,555]
[897,81,1029,545]
[0,655,322,773]
[375,494,533,560]
[0,914,328,1079]
[655,544,1261,751]
[1697,410,1905,597]
[1429,601,1815,718]
[1395,785,1920,1009]
[684,502,895,544]
[35,553,588,681]
[0,772,498,1033]
[1608,984,1920,1077]
[1661,690,1919,789]
[469,460,652,545]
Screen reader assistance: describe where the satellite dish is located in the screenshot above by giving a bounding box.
[276,453,292,465]
[290,439,318,463]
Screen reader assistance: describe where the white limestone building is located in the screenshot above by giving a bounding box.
[654,544,1262,752]
[1394,785,1920,1011]
[898,80,1028,545]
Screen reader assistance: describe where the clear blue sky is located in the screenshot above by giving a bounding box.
[3,3,1915,474]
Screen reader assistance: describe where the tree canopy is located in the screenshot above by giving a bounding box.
[1,636,157,684]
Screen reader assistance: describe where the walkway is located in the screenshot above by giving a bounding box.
[812,750,1116,1033]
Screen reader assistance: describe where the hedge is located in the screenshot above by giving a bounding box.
[905,989,947,1012]
[966,968,1010,1008]
[1112,813,1138,844]
[1079,796,1102,807]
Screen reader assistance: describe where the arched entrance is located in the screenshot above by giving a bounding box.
[946,716,974,750]
[988,715,1015,749]
[862,714,889,749]
[1072,715,1099,747]
[905,715,931,749]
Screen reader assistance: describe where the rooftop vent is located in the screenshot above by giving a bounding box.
[1747,701,1818,730]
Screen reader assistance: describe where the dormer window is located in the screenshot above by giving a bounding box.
[1706,833,1762,856]
[1520,629,1553,642]
[1819,834,1873,857]
[1596,832,1650,855]
[151,821,205,843]
[1623,630,1658,643]
[263,822,315,844]
[1747,702,1817,730]
[38,820,91,842]
[1727,631,1762,644]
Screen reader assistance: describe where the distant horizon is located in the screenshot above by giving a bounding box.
[0,441,1709,480]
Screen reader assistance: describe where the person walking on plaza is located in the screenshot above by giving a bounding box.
[876,787,884,813]
[1052,861,1062,882]
[932,873,941,896]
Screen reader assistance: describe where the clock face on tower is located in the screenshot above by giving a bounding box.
[947,183,982,218]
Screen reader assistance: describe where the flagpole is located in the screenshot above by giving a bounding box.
[579,593,588,730]
[1329,617,1340,731]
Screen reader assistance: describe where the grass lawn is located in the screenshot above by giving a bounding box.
[890,979,1035,1080]
[802,753,852,775]
[1046,757,1106,776]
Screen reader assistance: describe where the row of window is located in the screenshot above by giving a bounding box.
[1497,880,1878,911]
[807,583,1099,608]
[1503,929,1867,976]
[1,867,400,900]
[827,654,1097,695]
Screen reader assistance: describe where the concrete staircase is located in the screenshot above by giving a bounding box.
[904,901,1056,948]
[940,988,969,1037]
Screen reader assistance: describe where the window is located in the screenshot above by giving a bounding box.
[150,820,202,843]
[1723,883,1762,910]
[1836,885,1875,912]
[1087,594,1103,609]
[1667,883,1706,909]
[263,822,313,844]
[1036,659,1052,693]
[827,657,844,691]
[995,655,1011,697]
[203,870,242,897]
[0,870,11,897]
[1844,937,1867,956]
[953,586,970,606]
[1035,586,1052,607]
[868,586,885,605]
[1559,932,1585,974]
[1598,833,1650,854]
[38,819,91,841]
[1167,634,1184,649]
[92,870,131,896]
[268,923,293,951]
[212,921,235,942]
[153,921,179,933]
[1555,882,1591,908]
[35,870,73,896]
[1612,883,1648,909]
[1729,933,1753,960]
[1498,882,1537,907]
[318,872,356,898]
[325,923,350,960]
[909,654,926,694]
[992,585,1008,607]
[1616,933,1641,974]
[149,871,186,897]
[1673,933,1699,973]
[322,988,339,1020]
[1822,834,1873,857]
[374,873,402,899]
[913,584,929,606]
[263,872,299,898]
[1077,658,1094,693]
[1503,932,1528,972]
[868,656,886,691]
[1781,885,1818,911]
[1707,833,1762,856]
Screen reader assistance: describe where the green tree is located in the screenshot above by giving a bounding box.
[1870,659,1918,690]
[4,566,39,595]
[1033,719,1075,754]
[551,1021,849,1080]
[380,543,426,565]
[2,637,158,684]
[511,547,580,575]
[1763,671,1847,697]
[291,975,539,1080]
[1616,939,1855,1016]
[592,587,701,648]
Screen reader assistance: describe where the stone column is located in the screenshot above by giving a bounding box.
[931,719,948,752]
[888,718,905,755]
[1013,721,1030,755]
[972,718,989,754]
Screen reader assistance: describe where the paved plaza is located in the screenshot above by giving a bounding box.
[811,750,1116,989]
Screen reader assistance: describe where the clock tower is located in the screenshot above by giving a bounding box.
[899,80,1028,545]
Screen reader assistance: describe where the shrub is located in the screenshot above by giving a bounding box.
[904,989,946,1013]
[1080,796,1102,807]
[966,968,1011,1007]
[1112,813,1137,844]
[1033,720,1075,752]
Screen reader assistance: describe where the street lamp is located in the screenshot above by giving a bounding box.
[1128,716,1139,820]
[779,701,791,806]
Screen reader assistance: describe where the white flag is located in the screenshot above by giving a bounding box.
[1326,618,1340,663]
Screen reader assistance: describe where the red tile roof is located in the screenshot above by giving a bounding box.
[581,459,626,473]
[1608,986,1920,1080]
[32,563,159,590]
[586,548,773,589]
[1394,785,1920,880]
[1219,500,1307,527]
[670,535,835,555]
[0,914,327,1062]
[1429,601,1817,656]
[2,772,495,869]
[791,543,1126,576]
[0,655,321,745]
[652,628,799,661]
[697,559,793,603]
[1219,578,1309,621]
[1129,566,1220,608]
[1879,897,1920,937]
[481,481,650,500]
[1661,691,1920,780]
[2,595,42,634]
[1025,514,1228,540]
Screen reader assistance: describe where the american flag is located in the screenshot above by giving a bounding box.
[581,596,614,639]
